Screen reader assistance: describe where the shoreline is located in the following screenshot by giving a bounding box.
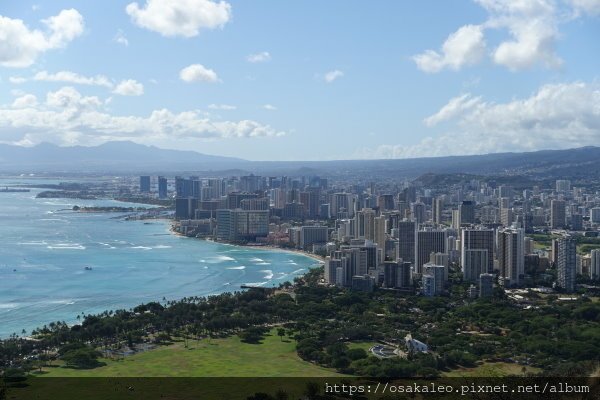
[168,223,325,265]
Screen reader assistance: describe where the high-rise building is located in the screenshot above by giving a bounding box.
[500,207,513,227]
[459,201,475,224]
[422,274,436,297]
[415,229,446,274]
[383,261,399,288]
[423,263,445,294]
[461,229,494,281]
[412,202,426,224]
[299,226,329,250]
[158,176,167,199]
[175,177,193,198]
[479,273,494,298]
[429,252,449,280]
[591,208,600,224]
[557,235,576,292]
[140,176,151,193]
[497,227,524,287]
[355,208,376,240]
[570,214,583,231]
[216,209,269,242]
[374,216,387,250]
[556,180,571,192]
[590,249,600,280]
[377,194,395,211]
[433,197,444,225]
[396,220,416,265]
[324,257,341,284]
[551,200,566,229]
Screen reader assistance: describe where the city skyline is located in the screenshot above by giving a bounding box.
[0,0,599,161]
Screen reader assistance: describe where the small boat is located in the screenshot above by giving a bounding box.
[84,266,93,271]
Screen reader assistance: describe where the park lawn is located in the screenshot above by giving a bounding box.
[443,362,542,377]
[41,329,344,377]
[347,342,376,352]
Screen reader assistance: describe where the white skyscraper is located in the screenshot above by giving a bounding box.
[497,227,524,287]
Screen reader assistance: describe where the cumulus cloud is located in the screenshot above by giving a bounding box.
[247,51,271,63]
[11,94,38,109]
[0,9,84,67]
[8,70,144,96]
[262,104,277,111]
[324,70,344,83]
[112,79,144,96]
[424,94,483,126]
[411,0,600,72]
[126,0,231,38]
[179,64,220,83]
[208,104,236,110]
[358,82,600,158]
[413,25,486,73]
[0,86,285,147]
[32,70,112,87]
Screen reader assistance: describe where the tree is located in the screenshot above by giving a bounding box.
[61,347,103,369]
[277,328,286,342]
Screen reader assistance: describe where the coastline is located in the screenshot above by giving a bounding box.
[168,222,325,265]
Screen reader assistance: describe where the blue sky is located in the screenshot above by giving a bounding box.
[0,0,599,160]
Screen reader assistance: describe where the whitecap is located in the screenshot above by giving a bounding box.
[250,257,265,263]
[291,268,305,274]
[205,256,235,263]
[0,303,18,310]
[47,244,86,250]
[18,241,47,246]
[130,246,152,250]
[259,270,274,279]
[256,262,271,265]
[242,281,268,287]
[226,266,246,270]
[154,245,172,249]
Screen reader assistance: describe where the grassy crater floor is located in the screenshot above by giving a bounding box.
[41,329,344,377]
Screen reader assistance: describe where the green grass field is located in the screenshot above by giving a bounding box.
[41,329,343,377]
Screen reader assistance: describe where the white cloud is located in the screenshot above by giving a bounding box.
[208,104,236,110]
[411,0,600,72]
[480,0,562,71]
[112,79,144,96]
[569,0,600,15]
[358,82,600,159]
[424,93,482,126]
[126,0,231,38]
[179,64,219,83]
[0,9,84,68]
[0,86,286,147]
[114,29,129,46]
[413,25,486,73]
[11,94,38,109]
[262,104,277,111]
[9,77,27,84]
[9,70,147,97]
[247,51,271,63]
[324,70,344,83]
[32,70,112,87]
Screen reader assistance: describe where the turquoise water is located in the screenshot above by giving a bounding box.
[0,179,318,338]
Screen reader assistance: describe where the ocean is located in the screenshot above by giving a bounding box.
[0,178,319,338]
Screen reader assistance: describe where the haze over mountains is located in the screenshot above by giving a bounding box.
[1,141,600,179]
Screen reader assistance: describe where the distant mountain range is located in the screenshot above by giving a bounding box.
[1,141,600,179]
[0,141,245,173]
